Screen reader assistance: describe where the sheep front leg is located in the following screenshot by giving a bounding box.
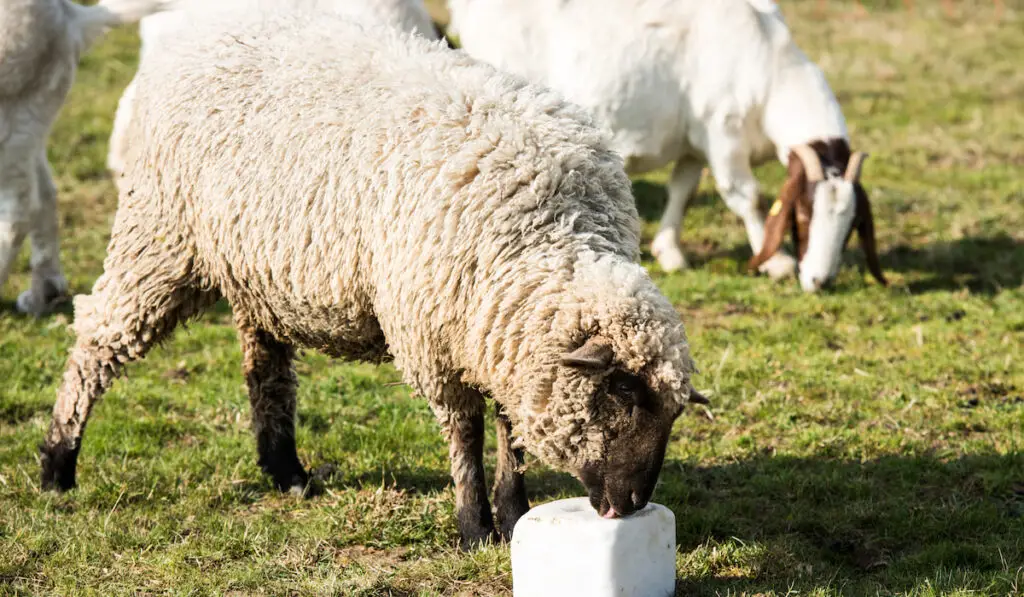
[16,156,67,316]
[41,259,216,491]
[707,131,797,280]
[651,158,704,273]
[493,402,529,541]
[236,318,310,496]
[437,393,497,550]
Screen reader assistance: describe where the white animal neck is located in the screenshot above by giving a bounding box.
[763,47,849,163]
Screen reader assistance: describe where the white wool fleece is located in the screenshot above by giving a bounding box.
[106,0,439,176]
[101,9,698,471]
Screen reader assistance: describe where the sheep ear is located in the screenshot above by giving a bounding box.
[854,183,887,286]
[748,154,804,272]
[560,337,614,369]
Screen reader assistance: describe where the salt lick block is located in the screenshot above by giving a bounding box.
[510,497,676,597]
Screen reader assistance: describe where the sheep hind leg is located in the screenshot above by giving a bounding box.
[236,318,311,496]
[40,262,217,491]
[492,402,529,542]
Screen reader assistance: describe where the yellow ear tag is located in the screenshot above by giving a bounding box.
[769,199,783,217]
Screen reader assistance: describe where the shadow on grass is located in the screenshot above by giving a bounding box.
[881,235,1024,295]
[659,453,1024,595]
[0,297,75,319]
[633,180,720,223]
[302,448,1024,594]
[635,178,1024,296]
[0,399,52,425]
[340,462,582,501]
[633,180,759,273]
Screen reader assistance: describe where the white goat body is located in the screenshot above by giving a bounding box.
[0,0,169,315]
[450,0,882,291]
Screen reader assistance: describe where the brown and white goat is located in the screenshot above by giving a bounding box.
[749,140,886,290]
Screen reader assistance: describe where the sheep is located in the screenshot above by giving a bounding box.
[39,8,707,549]
[0,0,171,315]
[447,0,887,292]
[105,0,443,177]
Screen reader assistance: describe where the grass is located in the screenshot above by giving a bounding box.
[1,1,1022,595]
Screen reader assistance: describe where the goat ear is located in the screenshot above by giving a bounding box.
[560,337,614,369]
[854,183,887,286]
[748,156,804,272]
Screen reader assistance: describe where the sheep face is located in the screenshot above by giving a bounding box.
[749,139,886,291]
[557,338,688,519]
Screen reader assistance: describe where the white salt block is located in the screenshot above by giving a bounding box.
[510,497,676,597]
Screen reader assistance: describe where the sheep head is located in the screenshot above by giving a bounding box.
[553,335,705,519]
[748,138,886,292]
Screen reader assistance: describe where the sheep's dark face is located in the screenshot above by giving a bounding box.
[560,339,696,519]
[578,369,683,518]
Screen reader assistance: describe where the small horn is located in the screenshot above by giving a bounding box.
[560,337,614,369]
[687,387,711,405]
[844,151,868,182]
[790,144,824,183]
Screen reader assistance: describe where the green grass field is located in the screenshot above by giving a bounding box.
[1,1,1022,595]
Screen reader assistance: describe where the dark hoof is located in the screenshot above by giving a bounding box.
[39,440,79,492]
[273,468,320,498]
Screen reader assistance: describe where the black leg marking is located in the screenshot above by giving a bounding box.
[493,402,529,541]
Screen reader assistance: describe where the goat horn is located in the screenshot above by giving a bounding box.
[844,151,868,182]
[790,144,824,183]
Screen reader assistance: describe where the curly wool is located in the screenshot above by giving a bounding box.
[105,0,438,176]
[109,10,697,470]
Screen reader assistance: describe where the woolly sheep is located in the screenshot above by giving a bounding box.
[105,0,442,177]
[39,9,706,549]
[0,0,169,315]
[448,0,887,292]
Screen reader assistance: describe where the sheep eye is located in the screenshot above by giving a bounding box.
[607,371,647,412]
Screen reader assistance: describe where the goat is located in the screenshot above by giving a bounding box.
[448,0,887,291]
[0,0,169,314]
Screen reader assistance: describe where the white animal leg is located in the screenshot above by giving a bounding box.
[0,176,30,300]
[651,158,703,272]
[17,156,68,315]
[107,78,137,177]
[0,221,27,300]
[707,133,796,280]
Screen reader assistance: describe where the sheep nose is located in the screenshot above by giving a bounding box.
[811,277,824,290]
